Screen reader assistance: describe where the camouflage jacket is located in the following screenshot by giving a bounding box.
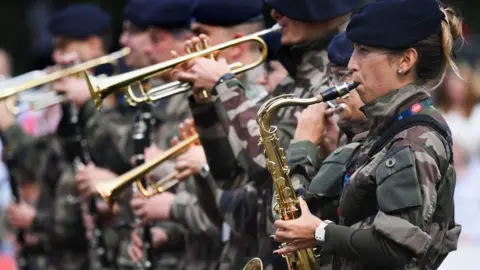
[320,83,461,269]
[189,31,342,270]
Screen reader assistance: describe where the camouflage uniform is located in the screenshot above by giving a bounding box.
[189,27,345,269]
[160,67,266,270]
[318,83,461,269]
[1,99,137,269]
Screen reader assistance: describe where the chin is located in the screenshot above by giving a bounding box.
[280,35,295,46]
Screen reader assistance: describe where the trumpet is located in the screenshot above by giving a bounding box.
[0,48,131,111]
[95,133,198,205]
[86,24,282,108]
[6,91,67,115]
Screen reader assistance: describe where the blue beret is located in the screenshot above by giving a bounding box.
[123,0,151,29]
[264,31,282,61]
[145,0,194,29]
[346,0,445,49]
[193,0,263,26]
[328,33,354,67]
[49,4,111,38]
[265,0,360,22]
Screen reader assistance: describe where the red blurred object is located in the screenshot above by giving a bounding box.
[0,255,15,270]
[462,23,472,40]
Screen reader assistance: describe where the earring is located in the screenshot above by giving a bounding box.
[398,69,404,74]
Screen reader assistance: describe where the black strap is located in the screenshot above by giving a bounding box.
[367,114,453,164]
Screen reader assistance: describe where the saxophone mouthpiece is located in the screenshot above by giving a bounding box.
[319,82,359,103]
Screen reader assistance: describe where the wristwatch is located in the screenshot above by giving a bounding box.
[199,163,210,178]
[314,220,334,243]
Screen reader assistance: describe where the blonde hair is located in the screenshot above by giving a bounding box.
[438,6,464,83]
[388,4,463,87]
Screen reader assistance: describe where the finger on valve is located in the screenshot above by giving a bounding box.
[171,136,179,146]
[184,118,196,136]
[178,123,189,140]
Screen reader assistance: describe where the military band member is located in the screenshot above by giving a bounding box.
[170,0,359,268]
[2,4,133,269]
[272,1,462,269]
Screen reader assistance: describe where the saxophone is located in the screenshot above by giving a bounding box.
[244,82,359,270]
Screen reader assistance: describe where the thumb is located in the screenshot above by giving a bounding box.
[218,57,228,66]
[298,197,311,215]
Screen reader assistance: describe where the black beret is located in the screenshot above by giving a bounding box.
[145,0,194,29]
[49,4,111,38]
[265,0,360,22]
[346,0,445,49]
[193,0,263,26]
[123,0,151,30]
[328,33,354,67]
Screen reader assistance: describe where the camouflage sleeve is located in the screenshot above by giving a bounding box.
[85,103,134,175]
[153,221,186,250]
[1,123,35,151]
[189,78,265,182]
[171,188,221,238]
[286,139,322,191]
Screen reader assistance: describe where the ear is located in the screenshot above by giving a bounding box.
[87,36,103,51]
[398,48,418,74]
[230,32,246,60]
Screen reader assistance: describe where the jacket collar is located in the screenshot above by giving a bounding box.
[360,82,431,135]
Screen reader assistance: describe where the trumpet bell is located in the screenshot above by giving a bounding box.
[95,133,199,204]
[242,258,263,270]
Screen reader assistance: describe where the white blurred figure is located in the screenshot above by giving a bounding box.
[0,48,14,260]
[439,139,480,270]
[434,64,480,157]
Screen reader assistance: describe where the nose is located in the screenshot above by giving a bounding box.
[119,32,128,47]
[347,49,359,74]
[271,9,282,21]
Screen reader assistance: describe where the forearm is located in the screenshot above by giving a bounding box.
[153,222,185,250]
[322,225,414,268]
[171,190,221,238]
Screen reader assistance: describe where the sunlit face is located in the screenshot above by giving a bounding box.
[120,21,154,68]
[52,36,93,64]
[191,22,237,61]
[270,9,313,45]
[348,44,400,104]
[256,60,288,93]
[144,27,179,64]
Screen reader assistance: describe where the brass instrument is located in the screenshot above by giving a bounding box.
[0,48,131,112]
[250,82,359,270]
[243,258,263,270]
[96,133,198,205]
[86,24,282,108]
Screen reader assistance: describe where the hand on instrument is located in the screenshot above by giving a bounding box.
[75,163,118,200]
[51,76,91,107]
[271,198,322,255]
[128,227,169,263]
[7,202,36,229]
[319,112,340,158]
[294,103,329,145]
[174,145,207,180]
[130,192,175,224]
[0,98,15,131]
[171,35,232,99]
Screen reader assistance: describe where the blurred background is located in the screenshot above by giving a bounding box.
[0,0,479,269]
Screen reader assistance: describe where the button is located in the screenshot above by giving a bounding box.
[385,158,396,168]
